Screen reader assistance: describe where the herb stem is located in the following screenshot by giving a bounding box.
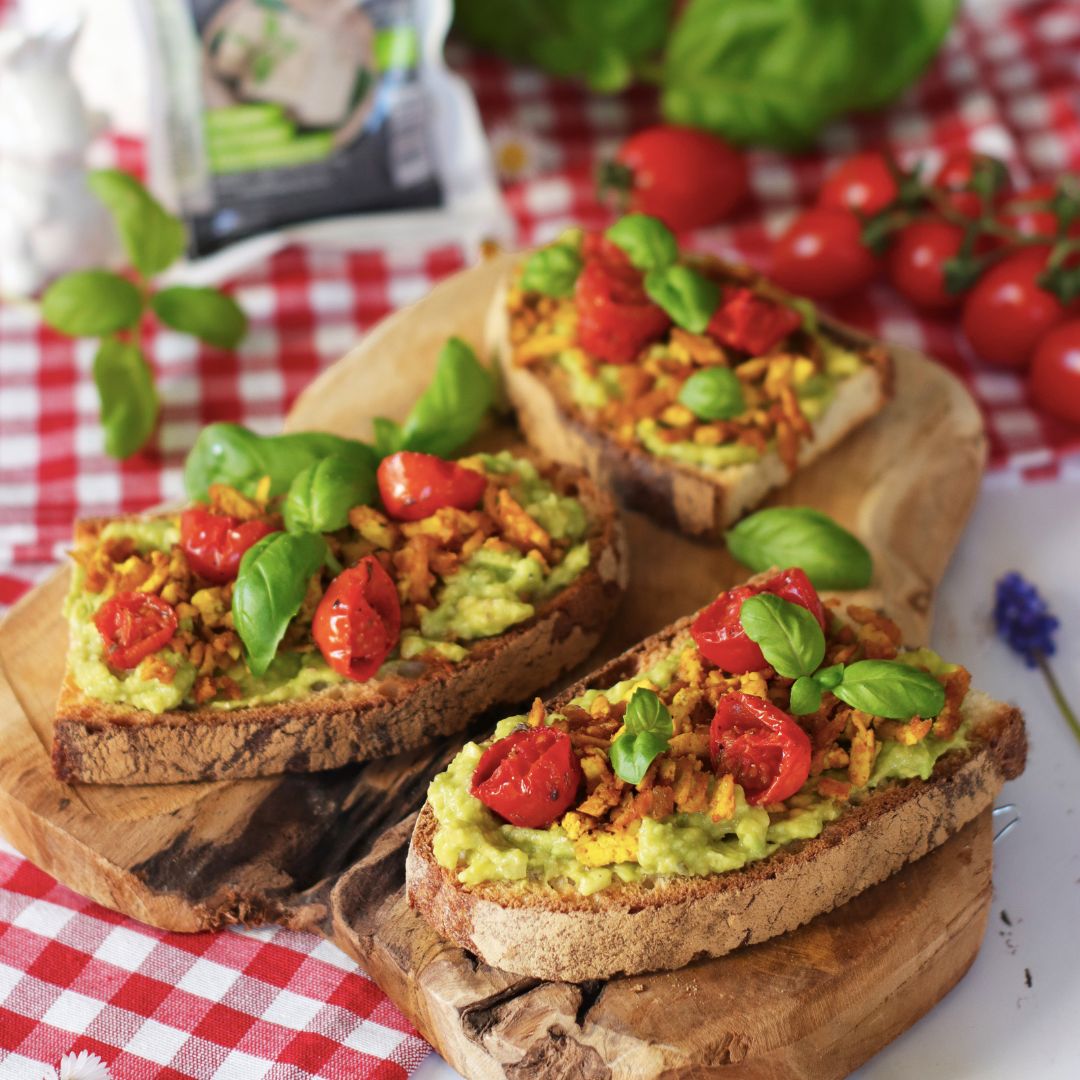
[1036,650,1080,747]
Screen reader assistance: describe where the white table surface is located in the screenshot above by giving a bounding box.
[414,474,1080,1080]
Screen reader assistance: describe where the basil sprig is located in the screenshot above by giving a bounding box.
[605,213,679,270]
[740,593,826,679]
[93,338,159,459]
[678,366,745,420]
[645,264,719,333]
[151,286,247,349]
[283,452,378,534]
[725,507,873,590]
[520,241,583,298]
[832,660,946,719]
[609,688,673,785]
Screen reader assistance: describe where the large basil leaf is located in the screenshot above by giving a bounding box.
[284,452,378,534]
[725,507,873,590]
[606,214,678,271]
[232,532,328,675]
[740,593,825,679]
[88,169,187,277]
[151,286,247,349]
[520,244,583,298]
[93,338,159,459]
[41,270,143,337]
[644,265,718,333]
[608,687,674,785]
[833,660,946,720]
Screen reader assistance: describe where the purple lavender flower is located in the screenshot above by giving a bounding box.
[994,572,1059,668]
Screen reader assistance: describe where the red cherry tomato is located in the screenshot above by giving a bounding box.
[997,182,1065,240]
[886,219,967,311]
[707,287,802,355]
[1029,321,1080,425]
[94,591,178,670]
[179,506,278,584]
[691,568,827,675]
[607,124,748,232]
[470,727,583,828]
[312,557,401,682]
[934,149,1007,219]
[819,152,899,216]
[771,208,878,300]
[377,451,487,522]
[961,248,1071,369]
[710,692,812,806]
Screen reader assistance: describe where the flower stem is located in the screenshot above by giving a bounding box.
[1036,651,1080,747]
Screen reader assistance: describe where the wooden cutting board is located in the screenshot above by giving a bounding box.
[0,252,990,1077]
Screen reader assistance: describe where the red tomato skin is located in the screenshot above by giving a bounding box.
[377,452,487,522]
[691,568,827,674]
[819,152,898,216]
[1029,321,1080,425]
[613,125,748,231]
[709,692,812,806]
[94,592,178,670]
[961,249,1070,369]
[180,507,277,584]
[312,556,401,682]
[997,182,1060,240]
[771,208,878,300]
[707,287,802,355]
[471,727,583,828]
[886,219,967,311]
[934,149,1006,219]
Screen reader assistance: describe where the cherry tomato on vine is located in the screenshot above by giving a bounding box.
[771,207,878,300]
[997,182,1070,240]
[710,692,812,806]
[961,248,1071,369]
[602,125,749,232]
[1029,321,1080,425]
[179,506,278,584]
[819,152,899,216]
[471,727,583,828]
[377,451,486,522]
[691,568,827,675]
[94,592,178,670]
[886,219,967,311]
[934,148,1007,219]
[312,556,401,682]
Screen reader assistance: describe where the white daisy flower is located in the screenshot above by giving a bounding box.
[488,125,552,183]
[41,1051,112,1080]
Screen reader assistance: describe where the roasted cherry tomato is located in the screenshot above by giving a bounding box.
[1029,321,1080,425]
[819,152,898,216]
[997,182,1060,239]
[377,451,486,522]
[934,148,1007,219]
[691,568,826,675]
[886,219,967,311]
[710,692,812,806]
[961,248,1070,369]
[471,727,583,828]
[771,207,878,300]
[312,556,401,682]
[179,506,278,584]
[707,287,802,355]
[603,124,748,232]
[94,591,178,670]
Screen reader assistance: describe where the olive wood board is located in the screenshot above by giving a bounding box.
[0,251,989,1077]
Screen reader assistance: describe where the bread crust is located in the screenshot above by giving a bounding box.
[488,266,893,538]
[53,465,627,786]
[406,615,1027,983]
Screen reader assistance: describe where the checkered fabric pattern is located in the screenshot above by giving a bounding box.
[2,2,1080,1076]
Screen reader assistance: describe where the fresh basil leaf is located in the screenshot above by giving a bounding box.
[92,338,159,459]
[725,507,873,590]
[232,531,328,676]
[814,662,845,690]
[833,660,946,719]
[88,169,187,277]
[644,264,719,333]
[740,593,825,679]
[41,270,143,337]
[609,687,674,785]
[678,367,745,421]
[789,676,822,716]
[151,286,247,349]
[400,337,494,458]
[605,214,679,271]
[284,452,377,534]
[373,417,405,458]
[520,243,583,298]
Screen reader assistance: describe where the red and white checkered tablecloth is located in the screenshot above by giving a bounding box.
[2,2,1080,1076]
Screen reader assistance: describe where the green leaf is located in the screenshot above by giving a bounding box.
[41,271,143,337]
[789,676,822,716]
[284,452,377,534]
[151,286,247,349]
[814,663,845,690]
[609,687,674,785]
[232,531,328,675]
[373,417,405,458]
[834,660,946,719]
[739,593,825,679]
[678,367,745,420]
[644,264,719,333]
[400,337,494,458]
[88,168,187,276]
[520,243,583,299]
[605,214,679,271]
[92,338,159,459]
[724,507,873,590]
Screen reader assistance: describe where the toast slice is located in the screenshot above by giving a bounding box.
[53,461,626,786]
[407,604,1026,983]
[489,255,892,538]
